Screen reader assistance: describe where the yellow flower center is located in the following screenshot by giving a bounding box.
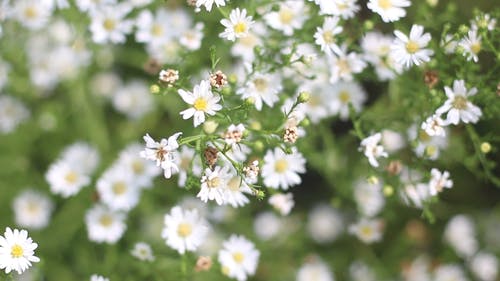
[151,24,164,37]
[405,41,419,54]
[24,6,38,19]
[240,34,257,47]
[112,181,127,195]
[378,0,392,10]
[360,226,373,237]
[221,266,231,276]
[27,202,40,214]
[65,171,78,184]
[253,78,268,92]
[103,18,116,31]
[227,177,241,191]
[180,157,191,170]
[132,160,145,174]
[11,244,24,258]
[207,177,221,188]
[99,214,113,227]
[336,59,350,74]
[193,97,208,111]
[322,31,334,44]
[279,8,294,25]
[274,159,288,173]
[452,95,468,110]
[339,91,350,103]
[471,42,481,54]
[425,145,437,157]
[232,252,245,264]
[234,22,247,34]
[419,129,431,142]
[308,95,321,107]
[177,223,192,237]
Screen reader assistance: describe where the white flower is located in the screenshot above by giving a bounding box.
[268,193,295,216]
[263,0,306,36]
[224,124,245,146]
[421,114,446,137]
[408,124,448,160]
[61,142,100,175]
[12,190,54,230]
[161,206,209,255]
[391,24,434,68]
[223,174,252,208]
[219,8,254,41]
[433,264,468,281]
[237,72,282,111]
[428,168,453,196]
[218,235,260,281]
[179,80,222,127]
[459,29,482,63]
[85,204,127,244]
[307,204,343,243]
[96,165,141,212]
[353,180,385,217]
[297,258,334,281]
[262,147,306,190]
[131,242,155,262]
[361,31,400,80]
[469,252,498,281]
[0,95,30,134]
[367,0,410,22]
[328,46,367,83]
[314,17,343,56]
[436,80,482,125]
[471,13,497,31]
[349,218,383,244]
[140,132,182,179]
[360,133,388,167]
[89,4,133,44]
[179,23,205,51]
[444,215,478,258]
[90,274,109,281]
[315,0,360,19]
[198,166,231,205]
[13,0,52,30]
[134,9,174,47]
[196,0,226,12]
[381,129,405,153]
[117,143,161,189]
[329,81,367,120]
[176,146,202,187]
[0,227,40,274]
[350,261,375,281]
[45,160,91,198]
[400,183,432,209]
[76,0,116,13]
[441,34,458,54]
[253,212,283,241]
[112,80,153,120]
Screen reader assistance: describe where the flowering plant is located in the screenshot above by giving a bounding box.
[0,0,499,280]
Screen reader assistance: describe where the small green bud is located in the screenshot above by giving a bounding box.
[254,140,264,152]
[284,147,293,154]
[367,175,379,185]
[203,120,219,134]
[299,118,310,127]
[298,91,310,103]
[425,145,437,158]
[150,84,160,94]
[245,97,255,106]
[250,121,262,130]
[228,73,238,84]
[255,190,265,199]
[242,130,250,138]
[458,25,469,36]
[383,185,394,197]
[364,20,374,30]
[221,86,232,96]
[426,0,438,7]
[430,89,438,96]
[480,142,491,153]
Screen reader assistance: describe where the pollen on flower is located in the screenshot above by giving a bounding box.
[132,160,145,174]
[361,225,374,236]
[24,7,38,19]
[193,98,208,111]
[207,177,221,188]
[65,171,78,184]
[112,182,127,195]
[322,31,335,44]
[274,159,288,173]
[279,9,294,24]
[234,22,247,34]
[11,244,24,258]
[471,42,481,54]
[151,24,164,37]
[452,96,468,110]
[103,19,116,31]
[177,223,192,237]
[227,177,241,191]
[378,0,392,10]
[339,91,351,103]
[406,41,419,54]
[253,78,268,92]
[232,252,245,264]
[99,214,113,227]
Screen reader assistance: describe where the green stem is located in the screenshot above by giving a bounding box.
[466,124,500,187]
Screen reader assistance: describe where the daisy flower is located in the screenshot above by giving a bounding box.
[223,174,252,208]
[219,8,254,41]
[253,212,283,241]
[134,9,174,47]
[96,165,141,212]
[353,180,385,218]
[261,147,306,190]
[263,0,306,36]
[131,242,155,261]
[13,0,52,30]
[140,132,182,178]
[328,46,367,83]
[196,0,226,12]
[90,275,109,281]
[428,168,453,196]
[85,204,127,244]
[435,80,482,125]
[315,0,360,19]
[421,114,446,137]
[314,17,343,56]
[391,24,434,68]
[0,95,30,134]
[218,235,260,281]
[307,204,343,243]
[0,227,40,274]
[89,3,133,44]
[197,166,231,205]
[179,23,205,51]
[459,29,482,63]
[117,144,161,189]
[45,160,91,198]
[329,81,367,120]
[237,72,282,111]
[349,218,384,244]
[12,190,54,230]
[367,0,410,22]
[297,258,334,281]
[179,80,222,127]
[268,193,295,216]
[60,142,100,175]
[161,206,209,254]
[444,215,478,258]
[359,132,388,167]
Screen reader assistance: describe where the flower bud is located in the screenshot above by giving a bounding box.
[150,84,160,94]
[203,120,219,134]
[298,91,310,103]
[480,142,491,153]
[383,185,394,197]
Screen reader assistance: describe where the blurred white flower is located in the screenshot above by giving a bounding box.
[223,174,252,208]
[469,252,498,281]
[264,0,307,36]
[421,114,446,137]
[391,24,433,68]
[329,82,367,120]
[307,204,343,243]
[0,227,40,274]
[315,0,360,19]
[45,160,91,198]
[135,9,175,47]
[13,0,52,30]
[180,23,204,51]
[433,264,468,281]
[112,80,154,120]
[328,45,367,83]
[130,242,155,262]
[269,193,295,216]
[297,258,334,281]
[253,212,282,241]
[219,8,254,41]
[444,215,478,258]
[367,0,410,22]
[314,17,343,56]
[349,261,375,281]
[90,274,109,281]
[353,180,385,217]
[162,206,209,254]
[262,147,306,190]
[89,3,133,44]
[436,80,482,125]
[196,0,226,12]
[218,235,260,281]
[96,165,141,212]
[76,0,116,13]
[0,95,30,134]
[459,29,482,63]
[12,190,53,230]
[381,129,406,153]
[117,143,161,189]
[237,71,282,111]
[360,132,388,167]
[349,218,384,244]
[176,146,202,187]
[61,142,100,175]
[85,204,127,244]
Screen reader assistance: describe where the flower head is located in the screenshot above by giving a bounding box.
[179,80,222,127]
[367,0,411,22]
[391,24,434,68]
[360,133,388,167]
[0,227,40,274]
[435,80,482,125]
[219,8,254,41]
[218,235,260,281]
